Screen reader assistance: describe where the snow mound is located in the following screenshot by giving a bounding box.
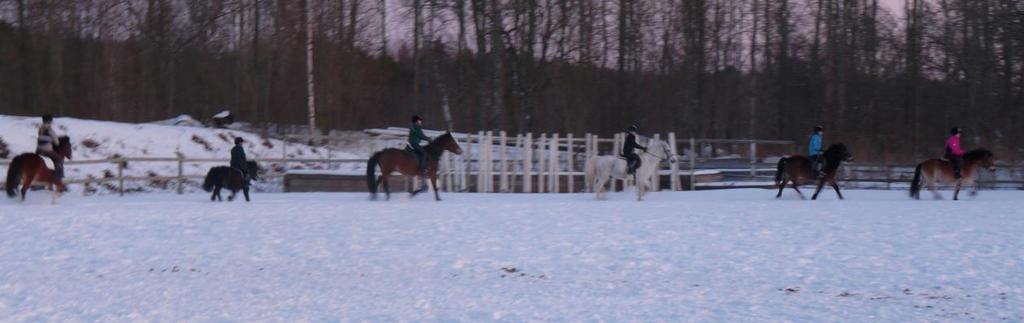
[0,115,360,194]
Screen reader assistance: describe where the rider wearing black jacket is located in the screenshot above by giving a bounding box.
[623,125,647,175]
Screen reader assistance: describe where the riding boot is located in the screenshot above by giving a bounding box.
[627,160,637,175]
[55,164,64,181]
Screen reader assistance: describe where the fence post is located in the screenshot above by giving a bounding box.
[669,132,679,191]
[750,142,758,177]
[567,133,574,193]
[487,131,495,192]
[537,134,547,193]
[524,133,533,193]
[499,131,509,192]
[117,158,125,196]
[177,153,185,194]
[281,138,288,171]
[552,133,561,192]
[689,137,697,191]
[652,133,662,192]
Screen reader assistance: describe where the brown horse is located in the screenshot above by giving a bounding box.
[910,149,995,200]
[5,136,73,203]
[366,132,463,201]
[775,143,853,200]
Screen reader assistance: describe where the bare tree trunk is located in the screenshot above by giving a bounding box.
[305,0,317,135]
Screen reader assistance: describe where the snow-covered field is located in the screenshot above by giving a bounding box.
[1,189,1022,321]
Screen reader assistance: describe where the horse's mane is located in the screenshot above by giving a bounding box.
[425,132,454,156]
[964,149,993,161]
[826,143,847,152]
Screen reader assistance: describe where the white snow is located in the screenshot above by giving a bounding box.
[1,189,1021,321]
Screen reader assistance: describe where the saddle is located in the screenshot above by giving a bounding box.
[41,155,57,170]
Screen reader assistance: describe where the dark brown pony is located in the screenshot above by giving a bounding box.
[366,132,463,201]
[910,149,995,200]
[202,161,260,202]
[5,136,73,203]
[775,143,853,200]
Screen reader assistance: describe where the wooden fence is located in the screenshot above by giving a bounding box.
[0,156,365,196]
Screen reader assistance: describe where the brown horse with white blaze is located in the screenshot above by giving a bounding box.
[910,149,995,200]
[5,136,73,203]
[366,132,463,201]
[775,143,853,200]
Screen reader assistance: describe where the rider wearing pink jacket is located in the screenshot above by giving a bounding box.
[945,127,964,179]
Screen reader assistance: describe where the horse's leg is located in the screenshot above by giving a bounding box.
[48,182,57,204]
[776,177,787,199]
[831,181,844,200]
[926,175,942,199]
[228,189,236,202]
[431,177,441,201]
[953,179,962,201]
[595,174,608,200]
[215,186,223,201]
[381,176,391,200]
[811,178,826,200]
[210,189,217,201]
[792,180,806,200]
[20,176,32,202]
[243,185,251,202]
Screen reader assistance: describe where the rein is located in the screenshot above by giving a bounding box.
[641,143,672,162]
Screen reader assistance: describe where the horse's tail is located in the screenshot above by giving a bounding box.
[366,152,381,196]
[774,157,788,186]
[910,163,923,200]
[5,155,23,198]
[202,168,218,192]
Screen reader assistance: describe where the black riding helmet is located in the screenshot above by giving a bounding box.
[412,115,423,123]
[42,114,54,123]
[627,125,639,133]
[234,137,245,145]
[813,125,824,133]
[950,127,961,135]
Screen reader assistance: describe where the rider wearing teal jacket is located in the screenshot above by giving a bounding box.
[809,126,824,177]
[409,115,431,172]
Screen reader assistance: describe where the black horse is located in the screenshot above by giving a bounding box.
[202,161,259,202]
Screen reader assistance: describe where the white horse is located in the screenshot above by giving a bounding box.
[584,139,676,201]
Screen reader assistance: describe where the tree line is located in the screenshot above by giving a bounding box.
[0,0,1020,162]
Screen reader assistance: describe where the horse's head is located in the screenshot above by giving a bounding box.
[825,143,853,162]
[58,136,72,160]
[245,161,260,181]
[433,132,463,155]
[649,139,676,164]
[965,149,996,171]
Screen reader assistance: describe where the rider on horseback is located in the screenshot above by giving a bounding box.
[231,137,248,178]
[623,125,647,175]
[809,126,825,178]
[945,127,965,179]
[409,115,432,174]
[37,114,64,181]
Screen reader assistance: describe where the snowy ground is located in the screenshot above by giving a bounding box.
[1,189,1021,321]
